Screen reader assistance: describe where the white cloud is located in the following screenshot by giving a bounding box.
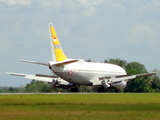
[29,0,104,18]
[37,0,61,8]
[79,0,103,5]
[128,0,160,16]
[77,0,104,17]
[0,36,9,51]
[125,23,158,47]
[147,0,160,11]
[0,0,31,6]
[1,0,160,87]
[79,0,87,4]
[80,6,95,17]
[39,1,52,7]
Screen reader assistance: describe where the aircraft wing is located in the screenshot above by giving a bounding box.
[93,72,156,86]
[6,72,58,82]
[6,72,73,89]
[99,72,156,83]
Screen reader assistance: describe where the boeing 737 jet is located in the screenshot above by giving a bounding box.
[7,23,156,92]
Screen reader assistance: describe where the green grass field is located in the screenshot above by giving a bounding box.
[0,93,160,120]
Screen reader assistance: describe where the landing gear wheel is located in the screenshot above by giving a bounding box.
[115,89,120,93]
[97,87,105,93]
[70,87,79,92]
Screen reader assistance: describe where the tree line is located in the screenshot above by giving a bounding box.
[1,58,160,93]
[104,58,160,93]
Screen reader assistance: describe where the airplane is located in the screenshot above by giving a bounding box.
[7,23,156,92]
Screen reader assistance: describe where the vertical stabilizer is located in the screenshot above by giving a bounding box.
[49,23,67,62]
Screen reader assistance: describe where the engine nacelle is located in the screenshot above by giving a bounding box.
[101,79,110,89]
[50,78,73,89]
[111,81,127,90]
[50,79,58,89]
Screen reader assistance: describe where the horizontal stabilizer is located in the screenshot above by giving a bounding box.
[50,59,79,67]
[19,59,49,66]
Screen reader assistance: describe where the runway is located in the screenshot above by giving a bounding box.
[0,93,149,95]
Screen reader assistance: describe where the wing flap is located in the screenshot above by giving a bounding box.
[7,72,73,88]
[35,74,58,78]
[99,72,156,84]
[92,80,101,86]
[24,75,53,82]
[112,75,136,83]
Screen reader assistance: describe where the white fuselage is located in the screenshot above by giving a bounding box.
[50,60,127,85]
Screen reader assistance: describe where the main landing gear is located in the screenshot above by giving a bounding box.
[97,87,105,93]
[70,86,79,92]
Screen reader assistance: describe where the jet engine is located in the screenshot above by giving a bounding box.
[50,79,58,88]
[101,79,110,89]
[111,81,127,89]
[50,78,73,89]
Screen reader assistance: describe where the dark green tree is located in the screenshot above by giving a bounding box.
[104,58,127,68]
[25,81,54,92]
[124,62,152,92]
[151,69,160,92]
[8,87,18,93]
[86,59,92,62]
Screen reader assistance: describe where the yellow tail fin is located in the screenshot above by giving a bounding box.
[49,23,67,62]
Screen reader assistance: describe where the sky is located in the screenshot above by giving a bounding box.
[0,0,160,87]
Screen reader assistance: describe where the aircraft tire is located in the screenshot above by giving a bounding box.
[97,87,105,93]
[70,87,79,92]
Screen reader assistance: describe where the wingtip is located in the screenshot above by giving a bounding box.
[19,59,26,62]
[19,59,22,61]
[6,72,27,76]
[152,72,157,75]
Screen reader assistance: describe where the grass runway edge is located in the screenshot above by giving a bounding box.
[0,93,160,120]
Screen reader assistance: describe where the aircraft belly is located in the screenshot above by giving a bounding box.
[55,72,99,85]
